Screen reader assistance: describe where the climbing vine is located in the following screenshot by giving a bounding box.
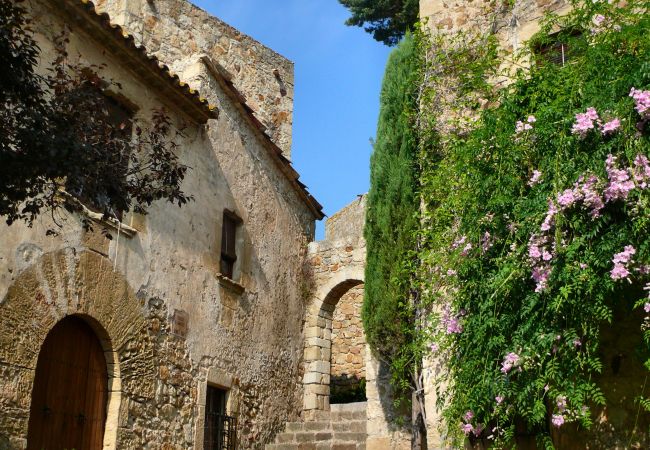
[417,0,650,447]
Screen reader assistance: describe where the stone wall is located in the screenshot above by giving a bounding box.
[421,0,570,55]
[94,0,295,157]
[0,1,317,448]
[330,284,366,400]
[325,195,367,241]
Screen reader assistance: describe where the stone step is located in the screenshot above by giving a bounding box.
[284,420,366,433]
[272,429,366,443]
[266,443,366,450]
[267,402,368,449]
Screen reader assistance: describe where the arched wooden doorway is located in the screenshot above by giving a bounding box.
[27,316,108,450]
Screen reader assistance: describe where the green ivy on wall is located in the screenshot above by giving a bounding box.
[417,0,650,447]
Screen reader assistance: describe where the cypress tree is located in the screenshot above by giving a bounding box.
[363,34,419,399]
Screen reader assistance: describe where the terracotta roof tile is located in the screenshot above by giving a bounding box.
[60,0,218,122]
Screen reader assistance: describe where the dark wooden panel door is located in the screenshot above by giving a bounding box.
[27,316,108,450]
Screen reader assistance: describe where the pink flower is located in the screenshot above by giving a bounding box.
[529,170,543,186]
[613,245,636,265]
[452,235,467,250]
[573,338,582,348]
[529,245,542,259]
[461,423,474,435]
[515,121,533,134]
[447,269,457,276]
[610,246,635,281]
[474,424,485,437]
[632,154,650,189]
[630,88,650,117]
[611,264,631,281]
[501,352,520,373]
[557,188,581,209]
[551,414,565,428]
[430,343,440,353]
[572,107,600,137]
[532,265,551,292]
[592,14,606,27]
[446,318,463,334]
[495,395,504,405]
[442,305,463,334]
[461,242,473,256]
[541,201,558,231]
[481,231,493,252]
[464,410,475,422]
[644,303,650,313]
[580,175,605,218]
[601,118,621,135]
[604,154,635,202]
[579,263,587,269]
[556,396,567,412]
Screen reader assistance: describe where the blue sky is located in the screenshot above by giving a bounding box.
[191,0,392,239]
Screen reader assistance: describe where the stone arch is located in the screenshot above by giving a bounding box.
[0,248,153,449]
[302,264,364,413]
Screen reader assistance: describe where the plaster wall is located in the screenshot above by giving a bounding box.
[0,1,316,448]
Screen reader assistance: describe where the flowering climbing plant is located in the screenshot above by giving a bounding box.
[417,0,650,447]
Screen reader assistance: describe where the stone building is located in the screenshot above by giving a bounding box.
[0,0,323,449]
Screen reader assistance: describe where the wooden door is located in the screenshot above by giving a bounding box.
[27,316,108,450]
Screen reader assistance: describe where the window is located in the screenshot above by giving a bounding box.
[534,31,582,67]
[220,211,241,279]
[65,87,133,221]
[204,386,237,450]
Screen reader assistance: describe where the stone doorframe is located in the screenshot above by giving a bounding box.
[302,266,364,414]
[0,248,150,449]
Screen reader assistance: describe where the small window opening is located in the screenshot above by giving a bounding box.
[220,211,241,279]
[204,386,237,450]
[534,30,582,67]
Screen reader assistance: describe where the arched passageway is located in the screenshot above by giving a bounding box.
[27,315,109,450]
[330,283,366,404]
[302,265,365,413]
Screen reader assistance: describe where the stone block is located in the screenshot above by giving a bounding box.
[305,337,330,349]
[286,422,303,432]
[304,383,329,396]
[303,372,324,385]
[333,432,366,442]
[277,433,295,443]
[304,421,331,432]
[305,327,323,339]
[331,444,356,450]
[304,393,319,410]
[365,437,390,450]
[305,360,330,375]
[304,346,322,361]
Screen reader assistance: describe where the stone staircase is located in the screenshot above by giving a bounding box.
[265,402,367,450]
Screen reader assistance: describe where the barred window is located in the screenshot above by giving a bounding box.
[204,386,237,450]
[534,31,582,67]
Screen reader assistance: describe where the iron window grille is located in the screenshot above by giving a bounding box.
[204,413,237,450]
[204,386,236,450]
